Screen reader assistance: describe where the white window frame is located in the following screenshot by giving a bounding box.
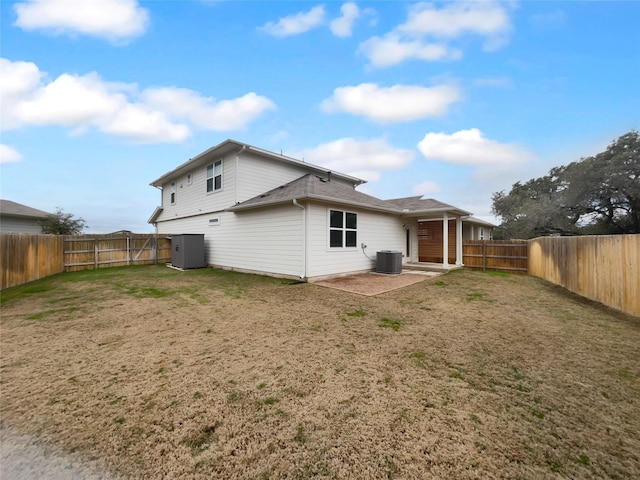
[208,217,220,226]
[170,182,176,204]
[206,160,223,193]
[328,209,357,249]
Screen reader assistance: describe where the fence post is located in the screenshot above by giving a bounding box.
[94,240,98,270]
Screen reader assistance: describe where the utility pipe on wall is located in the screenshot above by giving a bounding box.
[292,199,307,279]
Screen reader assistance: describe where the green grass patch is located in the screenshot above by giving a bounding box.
[466,292,488,301]
[470,414,483,424]
[0,279,56,304]
[617,368,632,380]
[293,425,307,444]
[346,309,365,317]
[409,351,426,364]
[576,454,590,466]
[182,424,219,455]
[480,270,511,278]
[378,317,401,331]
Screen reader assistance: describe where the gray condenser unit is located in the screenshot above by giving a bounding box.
[376,250,402,274]
[171,234,205,269]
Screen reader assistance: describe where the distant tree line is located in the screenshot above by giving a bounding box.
[491,131,639,239]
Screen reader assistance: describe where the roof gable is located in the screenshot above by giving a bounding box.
[150,139,365,187]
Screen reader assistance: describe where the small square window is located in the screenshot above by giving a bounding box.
[330,230,342,247]
[330,210,343,228]
[346,212,357,229]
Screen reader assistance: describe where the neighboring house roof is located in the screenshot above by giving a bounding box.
[228,175,471,217]
[465,216,497,227]
[0,199,50,219]
[150,139,365,188]
[383,195,468,216]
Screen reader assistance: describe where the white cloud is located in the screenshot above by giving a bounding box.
[412,181,441,196]
[321,83,461,123]
[359,1,513,68]
[0,144,23,164]
[142,88,276,131]
[16,72,123,127]
[399,1,512,49]
[14,0,149,43]
[0,58,276,143]
[359,34,461,68]
[101,103,190,143]
[293,137,414,182]
[330,2,360,37]
[417,129,533,167]
[260,5,326,37]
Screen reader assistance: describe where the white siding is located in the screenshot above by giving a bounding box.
[237,152,355,201]
[156,203,304,278]
[154,151,357,225]
[0,217,43,234]
[305,202,405,279]
[155,153,238,223]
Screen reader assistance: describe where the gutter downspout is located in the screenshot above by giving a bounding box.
[292,199,307,280]
[235,145,248,205]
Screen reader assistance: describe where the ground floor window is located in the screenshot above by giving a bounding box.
[329,209,357,248]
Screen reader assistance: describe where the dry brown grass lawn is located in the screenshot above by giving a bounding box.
[1,266,638,479]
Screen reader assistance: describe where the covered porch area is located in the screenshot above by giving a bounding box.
[402,212,466,271]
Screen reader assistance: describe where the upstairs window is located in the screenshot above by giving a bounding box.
[329,209,357,248]
[170,182,176,204]
[207,160,222,192]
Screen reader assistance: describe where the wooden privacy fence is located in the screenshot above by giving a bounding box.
[1,234,65,289]
[463,240,528,273]
[64,234,172,272]
[528,234,640,317]
[0,233,172,289]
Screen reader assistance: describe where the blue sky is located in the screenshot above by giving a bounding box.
[1,0,638,233]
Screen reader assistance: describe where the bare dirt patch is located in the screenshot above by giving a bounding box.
[313,271,439,296]
[1,266,639,479]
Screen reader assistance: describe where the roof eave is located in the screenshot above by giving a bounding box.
[228,194,400,214]
[150,139,244,187]
[399,206,472,217]
[147,206,163,224]
[150,140,367,187]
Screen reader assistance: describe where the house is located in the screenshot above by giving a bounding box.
[149,139,494,280]
[0,199,51,234]
[463,216,495,240]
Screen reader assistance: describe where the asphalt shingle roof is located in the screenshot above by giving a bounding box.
[228,175,471,216]
[0,200,50,219]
